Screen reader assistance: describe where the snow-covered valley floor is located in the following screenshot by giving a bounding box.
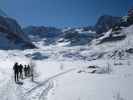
[0,43,132,100]
[0,24,133,100]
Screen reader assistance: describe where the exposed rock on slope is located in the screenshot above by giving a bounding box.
[94,15,121,34]
[0,16,36,50]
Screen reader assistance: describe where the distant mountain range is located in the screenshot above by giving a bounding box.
[0,8,133,49]
[23,14,122,46]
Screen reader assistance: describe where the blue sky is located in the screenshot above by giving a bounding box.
[0,0,132,27]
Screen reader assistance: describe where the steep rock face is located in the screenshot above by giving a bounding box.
[92,11,133,45]
[94,15,121,34]
[0,16,36,50]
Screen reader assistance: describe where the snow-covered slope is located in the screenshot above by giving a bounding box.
[0,24,132,100]
[86,24,133,62]
[32,24,133,100]
[0,24,133,100]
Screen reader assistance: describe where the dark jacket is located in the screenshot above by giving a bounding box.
[13,63,19,73]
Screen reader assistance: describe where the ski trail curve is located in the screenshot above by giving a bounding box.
[26,68,76,94]
[25,80,54,100]
[39,80,54,100]
[25,68,76,100]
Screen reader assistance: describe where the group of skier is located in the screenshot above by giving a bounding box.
[13,62,31,82]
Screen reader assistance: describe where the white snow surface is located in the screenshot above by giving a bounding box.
[0,25,133,100]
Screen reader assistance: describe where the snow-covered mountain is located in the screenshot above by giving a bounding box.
[62,27,97,46]
[23,26,62,38]
[0,16,36,49]
[23,26,63,45]
[23,15,122,47]
[89,25,133,60]
[94,15,121,34]
[0,8,128,49]
[23,26,97,47]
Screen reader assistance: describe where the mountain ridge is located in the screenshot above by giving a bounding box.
[0,15,36,50]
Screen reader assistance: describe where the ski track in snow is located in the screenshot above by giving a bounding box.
[25,68,76,100]
[24,80,53,100]
[0,68,76,100]
[0,25,133,100]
